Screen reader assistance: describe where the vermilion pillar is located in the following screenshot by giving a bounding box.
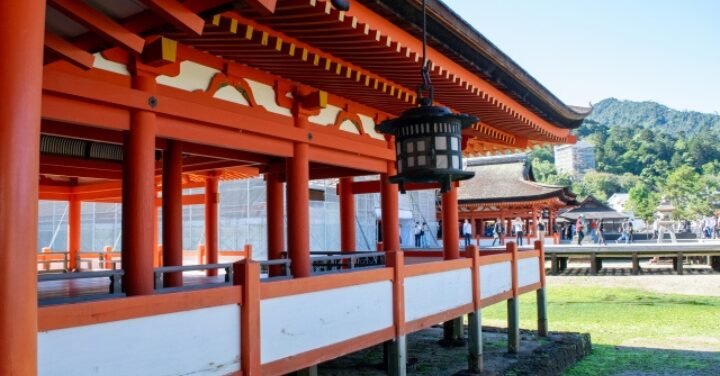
[162,140,183,287]
[287,114,311,278]
[0,1,44,372]
[266,172,285,276]
[122,74,157,296]
[381,161,400,252]
[68,198,81,271]
[205,174,219,276]
[339,177,356,252]
[442,185,460,260]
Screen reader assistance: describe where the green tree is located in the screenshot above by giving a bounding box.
[660,165,713,218]
[627,183,657,222]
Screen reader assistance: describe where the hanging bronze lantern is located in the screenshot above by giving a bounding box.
[375,0,477,193]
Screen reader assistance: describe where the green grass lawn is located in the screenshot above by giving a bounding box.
[481,286,720,376]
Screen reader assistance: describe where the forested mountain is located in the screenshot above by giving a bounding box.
[586,98,720,135]
[528,99,720,220]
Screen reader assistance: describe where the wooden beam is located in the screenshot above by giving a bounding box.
[48,0,145,53]
[44,31,94,70]
[140,0,205,36]
[244,0,277,15]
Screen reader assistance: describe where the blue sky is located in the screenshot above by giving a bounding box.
[443,0,720,114]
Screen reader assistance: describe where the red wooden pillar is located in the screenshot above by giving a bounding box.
[162,140,183,287]
[121,73,157,296]
[287,114,311,277]
[442,185,460,260]
[381,161,400,253]
[0,1,44,372]
[266,172,285,276]
[68,197,81,271]
[205,174,219,276]
[531,207,538,238]
[339,177,356,252]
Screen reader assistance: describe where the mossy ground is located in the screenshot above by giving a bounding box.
[482,285,720,375]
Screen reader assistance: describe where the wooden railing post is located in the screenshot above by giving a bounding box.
[535,240,548,337]
[234,260,260,375]
[466,245,483,372]
[507,241,519,354]
[103,246,113,270]
[384,250,406,376]
[243,244,253,260]
[41,247,51,271]
[197,244,206,266]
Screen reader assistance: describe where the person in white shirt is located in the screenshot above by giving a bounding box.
[512,217,524,246]
[462,219,472,247]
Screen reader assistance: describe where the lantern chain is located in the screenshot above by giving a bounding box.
[418,0,433,106]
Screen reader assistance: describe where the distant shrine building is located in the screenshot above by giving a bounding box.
[455,154,578,245]
[1,0,590,375]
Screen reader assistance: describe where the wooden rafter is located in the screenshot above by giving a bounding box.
[48,0,145,53]
[139,0,205,36]
[44,31,95,70]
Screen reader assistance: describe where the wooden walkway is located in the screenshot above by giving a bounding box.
[543,241,720,275]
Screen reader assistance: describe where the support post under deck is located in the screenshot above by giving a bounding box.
[467,310,483,373]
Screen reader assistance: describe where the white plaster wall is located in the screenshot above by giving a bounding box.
[404,268,472,322]
[309,104,342,126]
[479,261,512,299]
[518,257,540,287]
[358,114,385,140]
[92,53,129,76]
[156,61,220,91]
[38,305,240,376]
[245,79,293,116]
[261,281,393,364]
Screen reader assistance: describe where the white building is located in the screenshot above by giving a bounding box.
[554,140,596,178]
[607,193,629,213]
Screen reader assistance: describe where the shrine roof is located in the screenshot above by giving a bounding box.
[559,196,628,220]
[457,154,578,205]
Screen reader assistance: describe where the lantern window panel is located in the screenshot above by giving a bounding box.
[416,139,426,152]
[452,155,460,169]
[450,137,459,151]
[417,155,427,166]
[406,141,414,153]
[436,155,448,169]
[435,136,447,151]
[407,156,415,168]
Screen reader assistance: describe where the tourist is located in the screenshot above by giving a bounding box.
[513,217,524,246]
[414,222,422,247]
[617,219,630,244]
[491,218,504,246]
[590,219,598,243]
[651,218,659,240]
[462,219,472,247]
[597,219,606,245]
[628,221,634,243]
[575,215,586,245]
[421,222,429,247]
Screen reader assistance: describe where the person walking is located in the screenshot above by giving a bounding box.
[414,222,421,247]
[420,222,429,248]
[513,217,524,246]
[462,219,472,247]
[597,219,606,245]
[491,218,504,246]
[575,215,586,245]
[617,219,630,244]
